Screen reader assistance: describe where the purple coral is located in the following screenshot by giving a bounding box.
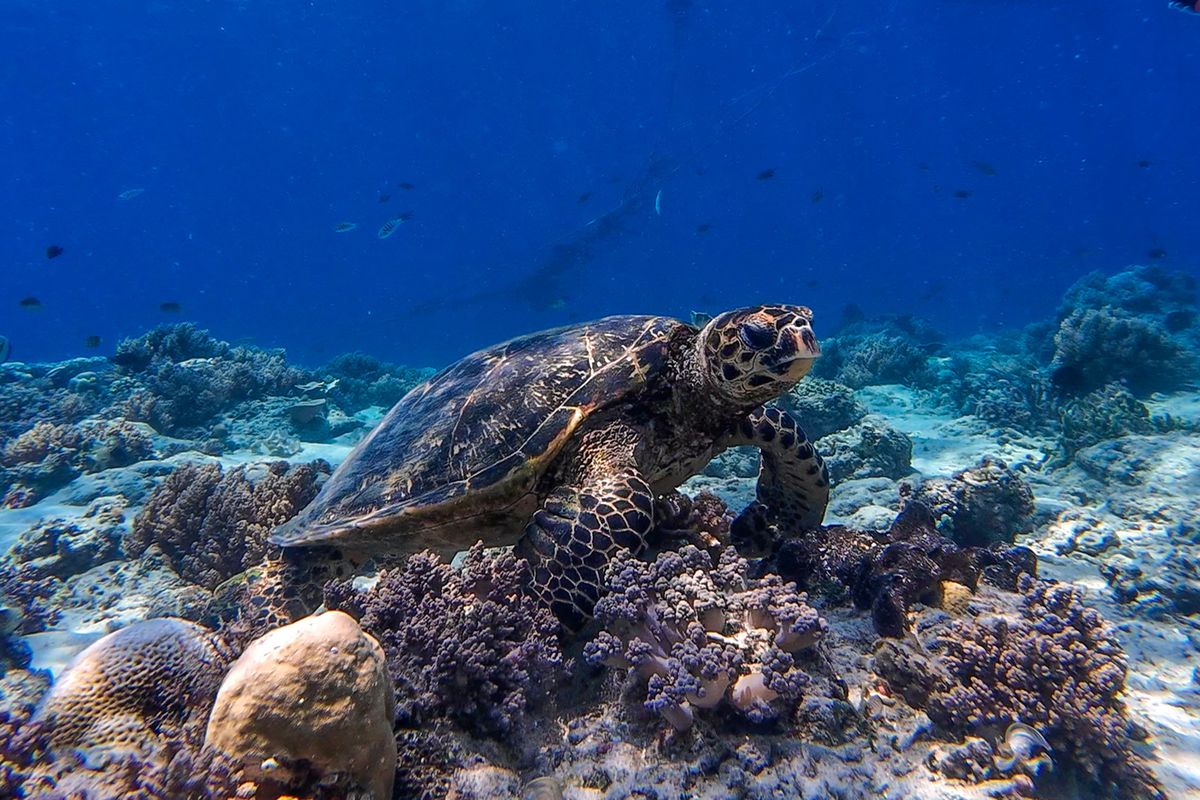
[125,459,328,589]
[328,544,563,737]
[927,579,1161,798]
[584,545,825,730]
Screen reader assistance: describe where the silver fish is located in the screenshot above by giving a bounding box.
[377,217,406,239]
[118,188,145,200]
[995,721,1052,774]
[333,222,358,233]
[521,776,563,800]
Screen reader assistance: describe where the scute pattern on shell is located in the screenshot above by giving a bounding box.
[278,315,681,546]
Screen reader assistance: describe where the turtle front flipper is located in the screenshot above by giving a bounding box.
[724,406,830,534]
[517,425,654,631]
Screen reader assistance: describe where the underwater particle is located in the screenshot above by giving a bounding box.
[1148,247,1167,259]
[0,335,9,363]
[577,191,591,204]
[972,160,997,176]
[159,301,183,313]
[46,245,64,259]
[521,776,564,800]
[696,222,712,233]
[378,217,406,238]
[378,193,391,204]
[332,222,358,233]
[953,189,972,199]
[84,335,101,348]
[19,296,42,310]
[756,168,776,180]
[1137,159,1151,168]
[811,189,824,204]
[118,188,145,200]
[397,181,415,190]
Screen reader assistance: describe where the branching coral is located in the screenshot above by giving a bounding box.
[813,332,932,389]
[326,544,563,737]
[584,545,825,730]
[125,459,329,589]
[924,579,1161,799]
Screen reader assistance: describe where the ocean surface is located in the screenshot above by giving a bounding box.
[2,0,1197,366]
[2,3,1199,800]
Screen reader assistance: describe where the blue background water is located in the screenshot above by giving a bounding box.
[2,0,1196,368]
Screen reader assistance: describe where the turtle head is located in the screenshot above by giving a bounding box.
[697,305,820,406]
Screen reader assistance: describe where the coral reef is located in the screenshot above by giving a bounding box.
[818,415,913,483]
[125,459,329,590]
[812,321,935,389]
[326,543,563,737]
[584,545,825,730]
[899,579,1162,799]
[320,351,436,413]
[205,611,396,799]
[772,503,1037,637]
[774,377,867,440]
[1049,307,1193,397]
[1058,382,1159,456]
[900,457,1036,548]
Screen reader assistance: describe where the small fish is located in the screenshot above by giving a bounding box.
[378,193,391,204]
[118,188,145,200]
[696,223,712,234]
[19,296,42,310]
[46,245,64,259]
[1169,0,1199,13]
[756,168,776,180]
[654,190,662,216]
[810,189,824,204]
[918,161,932,171]
[160,301,182,313]
[1137,159,1151,168]
[398,211,414,221]
[953,189,972,199]
[0,335,10,363]
[397,181,415,190]
[577,192,591,205]
[378,217,407,239]
[972,160,997,176]
[333,222,358,233]
[1148,247,1167,259]
[84,335,101,348]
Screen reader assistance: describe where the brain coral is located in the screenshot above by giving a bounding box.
[585,545,825,730]
[125,459,329,590]
[327,543,563,738]
[34,618,234,759]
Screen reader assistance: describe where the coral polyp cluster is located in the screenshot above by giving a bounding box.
[585,545,825,729]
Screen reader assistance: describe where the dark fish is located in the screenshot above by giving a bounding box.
[972,160,997,176]
[810,189,823,204]
[1165,310,1195,333]
[84,335,101,348]
[1148,247,1167,259]
[1137,159,1151,168]
[804,278,819,288]
[953,190,972,199]
[1169,1,1199,13]
[378,193,391,204]
[577,192,591,205]
[160,301,182,313]
[332,222,358,233]
[920,282,947,301]
[756,168,776,181]
[398,211,414,222]
[46,245,64,259]
[397,182,415,190]
[0,335,10,363]
[1049,364,1088,396]
[19,296,42,309]
[696,223,712,233]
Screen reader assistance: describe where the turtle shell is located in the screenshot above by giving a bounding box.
[271,315,683,553]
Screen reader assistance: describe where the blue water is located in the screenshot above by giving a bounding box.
[2,0,1197,367]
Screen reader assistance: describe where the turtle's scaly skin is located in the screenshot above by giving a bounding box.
[269,305,830,630]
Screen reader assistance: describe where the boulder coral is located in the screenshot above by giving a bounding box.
[34,618,233,760]
[204,611,397,800]
[585,545,825,730]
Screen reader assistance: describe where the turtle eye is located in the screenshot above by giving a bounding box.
[738,321,776,351]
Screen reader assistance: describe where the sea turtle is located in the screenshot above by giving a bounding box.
[268,305,829,630]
